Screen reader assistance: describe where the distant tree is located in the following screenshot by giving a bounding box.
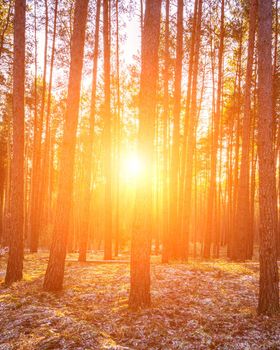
[233,0,257,261]
[79,0,101,262]
[161,0,170,264]
[114,0,121,257]
[5,0,25,285]
[257,0,279,315]
[0,0,12,59]
[169,0,183,259]
[204,0,225,258]
[180,0,202,260]
[30,0,49,253]
[103,0,113,261]
[43,0,89,291]
[129,0,162,309]
[39,0,59,237]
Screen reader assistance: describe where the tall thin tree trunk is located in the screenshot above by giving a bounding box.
[161,0,170,263]
[169,0,183,259]
[178,0,199,257]
[39,0,59,233]
[129,0,161,309]
[226,34,242,258]
[30,0,49,252]
[180,0,202,260]
[103,0,113,260]
[233,0,257,261]
[257,0,279,315]
[0,0,12,59]
[5,0,25,285]
[3,112,11,247]
[204,0,224,258]
[43,0,89,291]
[249,110,257,259]
[114,0,121,257]
[78,0,101,262]
[0,134,5,244]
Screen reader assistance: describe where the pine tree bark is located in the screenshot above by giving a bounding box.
[257,0,279,315]
[30,0,49,253]
[43,0,89,291]
[180,0,202,260]
[204,0,224,258]
[5,0,25,285]
[178,0,199,258]
[169,0,183,259]
[3,112,11,248]
[0,0,12,59]
[79,0,101,262]
[0,138,5,244]
[161,0,170,263]
[233,0,257,261]
[103,0,113,260]
[114,0,121,258]
[129,0,161,309]
[39,0,59,233]
[226,33,243,258]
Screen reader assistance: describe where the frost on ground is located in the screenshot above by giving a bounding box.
[0,253,279,350]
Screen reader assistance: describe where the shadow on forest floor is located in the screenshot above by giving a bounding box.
[0,252,279,349]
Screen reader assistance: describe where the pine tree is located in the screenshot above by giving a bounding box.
[43,0,89,292]
[129,0,162,309]
[257,0,279,315]
[5,0,25,285]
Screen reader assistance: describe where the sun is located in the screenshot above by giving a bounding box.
[120,152,143,182]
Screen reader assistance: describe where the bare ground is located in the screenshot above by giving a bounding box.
[0,253,279,350]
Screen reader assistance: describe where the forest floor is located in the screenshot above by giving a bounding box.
[0,252,280,350]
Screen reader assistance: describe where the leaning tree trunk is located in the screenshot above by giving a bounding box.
[129,0,161,309]
[43,0,89,292]
[5,0,25,285]
[257,0,279,315]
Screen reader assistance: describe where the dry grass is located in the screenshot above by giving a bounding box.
[0,253,279,349]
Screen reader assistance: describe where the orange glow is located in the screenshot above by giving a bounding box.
[120,152,143,182]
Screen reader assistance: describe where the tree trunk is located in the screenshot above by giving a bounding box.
[257,0,279,315]
[114,0,121,258]
[43,0,89,291]
[161,0,170,263]
[233,0,257,261]
[39,0,59,235]
[29,0,48,253]
[169,0,183,259]
[204,0,224,258]
[103,0,113,260]
[129,0,161,309]
[79,0,101,262]
[5,0,25,285]
[180,0,202,260]
[0,0,12,59]
[178,0,199,258]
